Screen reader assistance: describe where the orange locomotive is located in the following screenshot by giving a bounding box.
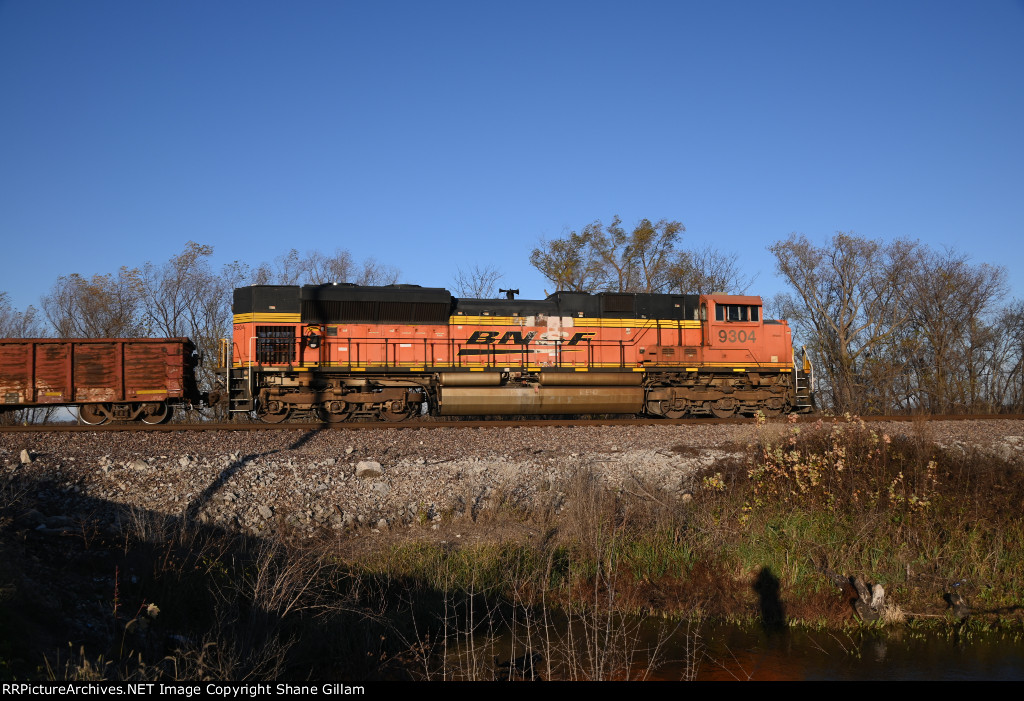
[222,284,814,423]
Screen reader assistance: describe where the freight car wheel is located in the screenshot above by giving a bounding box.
[140,402,173,425]
[79,404,109,426]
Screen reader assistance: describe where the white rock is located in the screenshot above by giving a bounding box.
[870,583,886,609]
[356,461,383,478]
[128,459,151,473]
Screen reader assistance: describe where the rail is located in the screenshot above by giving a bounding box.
[4,413,1022,434]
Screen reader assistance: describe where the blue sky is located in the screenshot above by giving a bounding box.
[2,0,1022,314]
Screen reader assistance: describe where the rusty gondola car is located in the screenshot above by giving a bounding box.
[0,337,205,424]
[222,284,815,423]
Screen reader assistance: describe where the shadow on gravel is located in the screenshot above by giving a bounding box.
[0,465,431,680]
[0,458,704,682]
[183,426,326,523]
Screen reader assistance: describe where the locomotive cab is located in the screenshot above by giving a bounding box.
[703,295,771,362]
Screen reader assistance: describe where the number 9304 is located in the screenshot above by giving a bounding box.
[718,329,756,343]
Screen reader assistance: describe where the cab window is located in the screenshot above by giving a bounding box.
[715,304,760,322]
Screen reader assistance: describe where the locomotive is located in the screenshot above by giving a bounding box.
[221,283,815,422]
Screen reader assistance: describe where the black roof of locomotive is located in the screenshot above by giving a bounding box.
[455,292,699,320]
[233,284,699,323]
[233,286,301,314]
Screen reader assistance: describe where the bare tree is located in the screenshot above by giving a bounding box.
[531,216,756,298]
[250,260,274,286]
[988,301,1024,412]
[903,248,1008,413]
[142,241,216,338]
[585,217,683,293]
[0,292,46,337]
[271,249,306,285]
[666,245,755,296]
[304,249,355,285]
[770,232,1017,415]
[769,232,919,414]
[452,264,503,298]
[41,243,255,419]
[529,229,606,292]
[42,267,147,338]
[139,242,245,417]
[350,256,400,286]
[530,216,695,294]
[252,249,400,287]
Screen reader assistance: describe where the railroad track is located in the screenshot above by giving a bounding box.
[2,413,1022,433]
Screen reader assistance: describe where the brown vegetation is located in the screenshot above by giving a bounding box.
[771,232,1022,414]
[2,417,1021,681]
[528,215,752,295]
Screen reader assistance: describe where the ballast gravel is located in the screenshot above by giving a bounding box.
[2,419,1022,538]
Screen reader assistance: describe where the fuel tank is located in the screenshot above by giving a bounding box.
[438,386,644,415]
[538,372,642,386]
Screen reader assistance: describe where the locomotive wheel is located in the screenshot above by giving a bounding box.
[380,400,414,422]
[710,399,737,419]
[259,408,291,423]
[257,399,291,423]
[318,400,352,423]
[79,404,109,426]
[653,400,686,419]
[140,402,173,425]
[759,396,787,418]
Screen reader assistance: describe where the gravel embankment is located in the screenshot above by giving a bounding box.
[2,420,1022,538]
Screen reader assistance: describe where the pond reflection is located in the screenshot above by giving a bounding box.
[442,605,1024,681]
[658,623,1024,681]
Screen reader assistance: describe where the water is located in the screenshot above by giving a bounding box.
[660,624,1024,681]
[445,613,1024,681]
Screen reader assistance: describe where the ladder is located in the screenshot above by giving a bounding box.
[228,368,254,413]
[217,340,254,414]
[794,348,816,411]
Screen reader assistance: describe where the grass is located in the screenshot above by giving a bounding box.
[1,415,1023,680]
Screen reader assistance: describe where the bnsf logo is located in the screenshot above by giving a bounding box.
[465,331,596,346]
